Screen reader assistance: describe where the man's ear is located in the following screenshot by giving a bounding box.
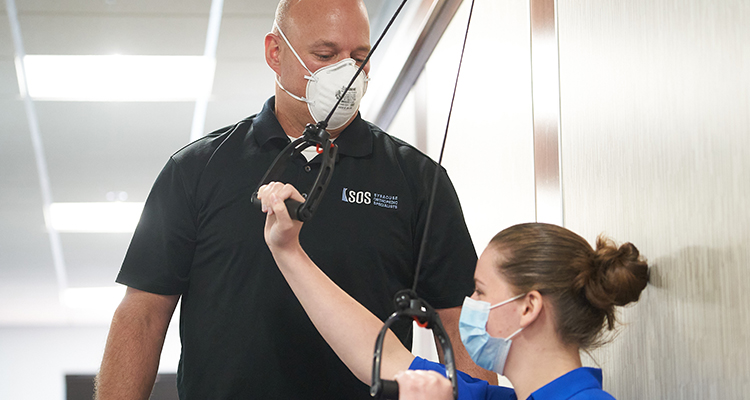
[519,290,543,328]
[265,32,282,75]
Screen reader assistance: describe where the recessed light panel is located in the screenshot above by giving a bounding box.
[23,55,215,101]
[48,202,145,232]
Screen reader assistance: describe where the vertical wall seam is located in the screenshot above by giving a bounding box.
[554,0,564,226]
[529,0,564,226]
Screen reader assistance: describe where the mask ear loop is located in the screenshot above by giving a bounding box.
[507,327,524,340]
[273,21,315,79]
[489,293,527,309]
[275,76,309,103]
[273,22,316,105]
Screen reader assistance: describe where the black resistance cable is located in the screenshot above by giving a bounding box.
[370,1,477,398]
[253,0,477,398]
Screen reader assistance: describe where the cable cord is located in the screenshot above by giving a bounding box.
[412,0,477,293]
[323,0,410,127]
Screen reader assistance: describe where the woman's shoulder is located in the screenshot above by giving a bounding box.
[568,388,616,400]
[533,367,616,400]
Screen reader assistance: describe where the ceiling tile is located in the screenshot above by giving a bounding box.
[0,14,15,57]
[216,15,271,61]
[15,0,211,15]
[19,14,209,55]
[0,60,20,96]
[34,101,194,202]
[0,0,395,326]
[222,0,279,16]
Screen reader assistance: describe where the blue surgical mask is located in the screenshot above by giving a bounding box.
[459,294,525,375]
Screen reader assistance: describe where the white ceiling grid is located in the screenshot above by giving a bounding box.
[1,0,400,325]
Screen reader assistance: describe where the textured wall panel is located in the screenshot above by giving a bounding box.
[386,1,535,380]
[558,0,750,398]
[387,0,536,250]
[433,0,536,250]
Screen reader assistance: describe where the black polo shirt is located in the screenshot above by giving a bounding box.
[117,97,477,399]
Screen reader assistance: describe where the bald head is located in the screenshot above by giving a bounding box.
[273,0,370,37]
[273,0,294,32]
[266,0,372,136]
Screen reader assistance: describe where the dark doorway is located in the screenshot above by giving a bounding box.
[66,373,178,400]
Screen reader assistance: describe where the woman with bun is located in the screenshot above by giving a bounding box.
[258,183,649,400]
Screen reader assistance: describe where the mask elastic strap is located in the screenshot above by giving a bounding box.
[273,21,314,77]
[275,76,310,104]
[489,293,526,309]
[507,327,524,340]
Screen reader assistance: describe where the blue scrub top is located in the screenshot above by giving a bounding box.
[409,357,616,400]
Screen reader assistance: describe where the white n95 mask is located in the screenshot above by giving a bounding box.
[274,23,369,130]
[459,294,525,376]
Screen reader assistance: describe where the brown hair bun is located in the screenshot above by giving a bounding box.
[583,236,650,329]
[490,223,650,349]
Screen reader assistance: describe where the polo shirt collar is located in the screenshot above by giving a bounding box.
[528,367,604,400]
[251,97,288,148]
[252,96,373,158]
[331,111,372,158]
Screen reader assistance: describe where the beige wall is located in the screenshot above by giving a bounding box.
[386,0,536,251]
[383,0,750,397]
[559,0,750,397]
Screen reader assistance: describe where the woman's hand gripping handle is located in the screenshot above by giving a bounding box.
[258,182,306,252]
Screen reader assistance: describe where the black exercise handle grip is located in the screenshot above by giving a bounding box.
[371,290,459,400]
[283,198,304,221]
[252,193,305,221]
[379,379,399,399]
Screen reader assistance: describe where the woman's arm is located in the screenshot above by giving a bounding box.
[259,182,416,384]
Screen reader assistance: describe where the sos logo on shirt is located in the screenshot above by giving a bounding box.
[341,188,398,210]
[341,188,372,204]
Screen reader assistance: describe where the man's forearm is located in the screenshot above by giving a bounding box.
[436,307,498,385]
[95,288,178,400]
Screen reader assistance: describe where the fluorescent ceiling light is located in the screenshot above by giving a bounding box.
[22,55,215,101]
[48,202,144,232]
[62,286,126,310]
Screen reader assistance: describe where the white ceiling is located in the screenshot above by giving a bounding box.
[0,0,393,325]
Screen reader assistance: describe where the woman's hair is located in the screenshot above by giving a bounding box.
[489,223,649,349]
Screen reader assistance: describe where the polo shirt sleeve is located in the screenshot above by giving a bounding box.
[116,156,196,295]
[413,165,477,309]
[409,356,516,400]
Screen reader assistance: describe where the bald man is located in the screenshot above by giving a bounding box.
[96,1,489,398]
